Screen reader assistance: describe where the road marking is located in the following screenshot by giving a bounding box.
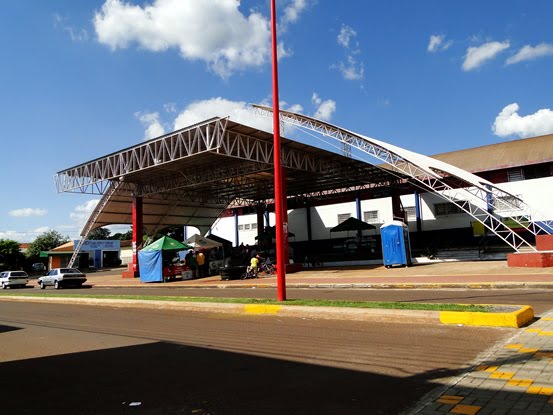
[244,304,281,314]
[450,404,481,415]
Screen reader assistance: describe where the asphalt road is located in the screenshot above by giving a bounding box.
[0,300,513,415]
[15,286,553,314]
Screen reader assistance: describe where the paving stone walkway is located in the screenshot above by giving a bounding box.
[408,310,553,415]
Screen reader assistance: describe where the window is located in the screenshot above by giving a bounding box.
[363,210,380,224]
[238,223,257,232]
[404,207,416,221]
[337,213,351,224]
[524,164,551,180]
[434,202,464,216]
[507,168,524,182]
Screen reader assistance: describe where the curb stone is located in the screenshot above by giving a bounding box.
[0,295,534,327]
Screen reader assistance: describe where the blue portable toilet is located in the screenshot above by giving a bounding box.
[380,220,412,268]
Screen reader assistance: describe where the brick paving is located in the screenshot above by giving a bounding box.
[86,260,553,289]
[406,312,553,415]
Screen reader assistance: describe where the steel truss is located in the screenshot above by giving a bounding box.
[254,105,551,252]
[55,117,363,195]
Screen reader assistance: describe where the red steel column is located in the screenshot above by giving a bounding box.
[271,0,286,301]
[131,196,143,278]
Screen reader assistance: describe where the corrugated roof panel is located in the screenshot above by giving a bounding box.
[431,134,553,172]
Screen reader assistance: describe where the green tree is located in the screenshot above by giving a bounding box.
[111,229,133,240]
[88,227,111,240]
[25,230,70,259]
[0,239,23,269]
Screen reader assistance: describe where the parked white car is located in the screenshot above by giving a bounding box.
[37,268,87,289]
[0,271,29,289]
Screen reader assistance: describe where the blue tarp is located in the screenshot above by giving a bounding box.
[138,250,163,283]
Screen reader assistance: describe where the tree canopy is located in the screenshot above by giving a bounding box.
[88,227,111,240]
[25,230,70,259]
[0,239,23,268]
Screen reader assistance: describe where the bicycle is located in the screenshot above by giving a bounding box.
[241,265,258,279]
[260,260,275,275]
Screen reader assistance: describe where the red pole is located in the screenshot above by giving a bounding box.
[271,0,286,301]
[131,196,143,278]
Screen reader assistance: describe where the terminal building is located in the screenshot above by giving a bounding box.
[208,133,553,263]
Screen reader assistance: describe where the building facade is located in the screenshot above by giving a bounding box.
[208,134,553,261]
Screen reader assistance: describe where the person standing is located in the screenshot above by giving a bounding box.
[196,250,206,277]
[185,250,197,278]
[249,254,260,278]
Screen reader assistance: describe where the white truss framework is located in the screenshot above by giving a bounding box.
[55,117,360,195]
[253,105,552,252]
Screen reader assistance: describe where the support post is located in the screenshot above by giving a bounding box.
[391,189,404,223]
[126,196,142,278]
[271,0,286,301]
[234,208,239,247]
[414,191,422,233]
[306,204,312,242]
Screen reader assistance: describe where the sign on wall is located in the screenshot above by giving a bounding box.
[73,240,121,251]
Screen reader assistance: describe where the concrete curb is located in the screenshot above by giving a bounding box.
[0,295,440,324]
[440,305,534,328]
[0,295,534,327]
[90,282,553,290]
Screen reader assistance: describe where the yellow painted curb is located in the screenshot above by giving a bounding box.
[440,305,534,328]
[244,304,282,314]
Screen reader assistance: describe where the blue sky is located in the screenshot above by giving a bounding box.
[1,0,553,243]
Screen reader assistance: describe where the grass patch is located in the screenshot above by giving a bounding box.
[0,292,494,312]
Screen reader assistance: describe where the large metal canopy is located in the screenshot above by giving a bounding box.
[55,117,406,236]
[253,105,553,252]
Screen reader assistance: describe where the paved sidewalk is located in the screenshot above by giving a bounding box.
[407,311,553,415]
[87,261,553,289]
[84,260,553,414]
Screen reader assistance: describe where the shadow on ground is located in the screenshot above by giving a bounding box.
[2,340,552,414]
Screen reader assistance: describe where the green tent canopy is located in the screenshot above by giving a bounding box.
[142,236,191,251]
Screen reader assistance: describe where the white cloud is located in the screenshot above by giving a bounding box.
[286,103,304,113]
[135,111,166,140]
[53,13,89,42]
[427,34,452,53]
[336,55,364,80]
[163,102,177,113]
[93,0,273,78]
[172,95,328,135]
[173,97,274,132]
[492,103,553,138]
[312,93,336,121]
[69,200,100,229]
[506,43,553,65]
[282,0,308,27]
[334,24,364,81]
[337,25,356,48]
[462,40,510,71]
[9,208,47,218]
[0,227,52,243]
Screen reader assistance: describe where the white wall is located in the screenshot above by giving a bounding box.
[207,176,553,244]
[495,177,553,221]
